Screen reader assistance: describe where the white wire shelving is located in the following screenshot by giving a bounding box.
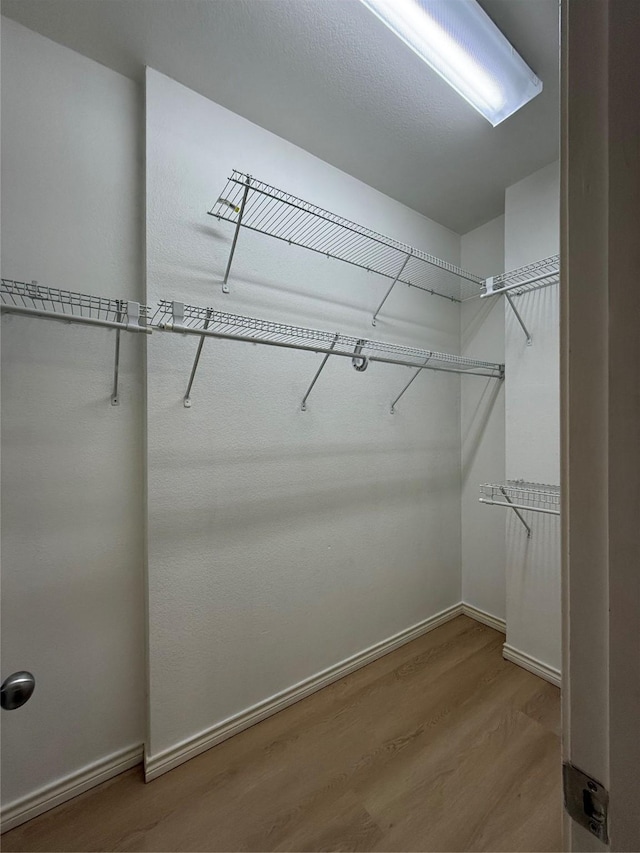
[479,480,560,537]
[209,170,484,318]
[1,278,150,405]
[152,300,505,409]
[477,254,560,345]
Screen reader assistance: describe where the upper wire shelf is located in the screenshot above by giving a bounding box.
[481,254,559,299]
[209,170,484,308]
[1,279,149,332]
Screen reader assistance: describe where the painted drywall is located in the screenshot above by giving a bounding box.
[1,17,145,812]
[504,161,561,672]
[460,216,506,620]
[145,68,464,767]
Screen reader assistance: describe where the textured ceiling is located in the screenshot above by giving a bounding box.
[1,0,559,233]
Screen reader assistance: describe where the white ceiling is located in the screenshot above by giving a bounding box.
[1,0,559,233]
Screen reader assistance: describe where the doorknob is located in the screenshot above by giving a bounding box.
[1,671,35,710]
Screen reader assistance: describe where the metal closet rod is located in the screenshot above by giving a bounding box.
[208,170,485,312]
[152,301,504,408]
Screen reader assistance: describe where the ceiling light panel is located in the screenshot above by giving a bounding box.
[360,0,543,126]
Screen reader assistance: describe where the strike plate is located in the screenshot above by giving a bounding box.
[563,762,609,844]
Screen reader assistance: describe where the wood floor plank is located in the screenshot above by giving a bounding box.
[2,616,562,852]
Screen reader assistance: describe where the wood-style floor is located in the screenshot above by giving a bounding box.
[2,616,562,852]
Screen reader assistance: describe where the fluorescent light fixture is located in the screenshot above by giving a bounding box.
[359,0,543,126]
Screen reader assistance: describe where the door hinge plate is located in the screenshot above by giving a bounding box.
[563,762,609,844]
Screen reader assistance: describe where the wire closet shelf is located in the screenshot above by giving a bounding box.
[479,481,560,537]
[0,279,150,332]
[153,300,504,409]
[153,301,504,377]
[481,254,559,298]
[209,171,484,308]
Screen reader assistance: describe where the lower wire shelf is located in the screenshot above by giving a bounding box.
[479,480,560,537]
[1,278,149,331]
[1,278,150,405]
[152,300,505,409]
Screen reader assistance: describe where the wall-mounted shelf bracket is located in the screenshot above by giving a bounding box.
[390,357,431,414]
[498,486,532,537]
[183,306,213,408]
[301,333,339,411]
[219,174,251,294]
[505,293,532,345]
[111,330,121,406]
[372,253,411,326]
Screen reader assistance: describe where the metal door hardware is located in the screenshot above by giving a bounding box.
[1,671,36,710]
[563,762,609,844]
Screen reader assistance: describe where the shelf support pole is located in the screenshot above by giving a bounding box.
[221,175,251,294]
[111,329,121,406]
[390,357,430,414]
[499,486,532,538]
[505,293,532,345]
[183,308,213,408]
[301,333,339,411]
[372,253,411,326]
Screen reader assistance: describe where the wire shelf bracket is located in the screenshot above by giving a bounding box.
[1,279,149,405]
[300,333,339,411]
[479,480,560,536]
[152,301,504,409]
[480,255,560,344]
[209,170,484,313]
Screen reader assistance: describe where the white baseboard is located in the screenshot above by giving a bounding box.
[145,602,464,781]
[3,601,507,828]
[503,643,561,687]
[461,602,506,634]
[1,744,143,834]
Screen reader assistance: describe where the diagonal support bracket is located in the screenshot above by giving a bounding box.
[221,175,252,294]
[500,486,532,537]
[183,308,213,408]
[111,329,121,406]
[372,252,412,326]
[505,293,532,345]
[301,333,339,411]
[390,357,431,414]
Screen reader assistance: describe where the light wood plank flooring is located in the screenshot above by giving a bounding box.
[2,616,562,852]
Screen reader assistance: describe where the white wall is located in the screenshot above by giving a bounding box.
[460,216,505,621]
[504,161,561,673]
[1,17,145,815]
[145,68,464,771]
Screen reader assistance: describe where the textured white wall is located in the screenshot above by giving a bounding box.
[504,161,561,671]
[1,18,145,809]
[145,68,463,766]
[460,216,506,620]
